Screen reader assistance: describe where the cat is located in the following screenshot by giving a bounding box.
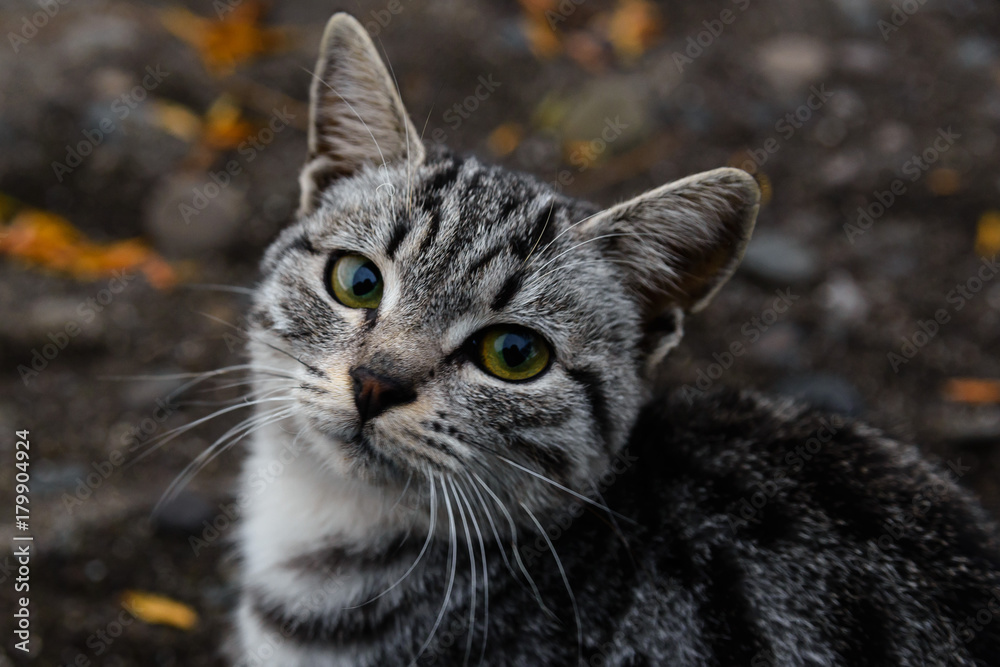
[227,12,1000,666]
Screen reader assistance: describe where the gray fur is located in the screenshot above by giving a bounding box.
[228,13,1000,666]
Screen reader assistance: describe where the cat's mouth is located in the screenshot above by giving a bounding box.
[337,421,457,481]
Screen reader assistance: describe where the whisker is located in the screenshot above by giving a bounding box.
[450,477,477,667]
[470,471,553,618]
[519,197,556,270]
[411,474,457,666]
[476,445,635,525]
[525,208,605,268]
[155,406,296,511]
[523,502,582,661]
[125,395,295,466]
[350,472,437,608]
[456,475,489,666]
[180,283,255,296]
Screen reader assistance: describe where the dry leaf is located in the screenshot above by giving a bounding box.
[122,590,198,630]
[149,99,204,143]
[0,204,176,289]
[522,16,563,58]
[927,168,961,196]
[201,94,258,151]
[975,210,1000,257]
[159,1,286,76]
[943,378,1000,405]
[606,0,663,62]
[488,123,525,157]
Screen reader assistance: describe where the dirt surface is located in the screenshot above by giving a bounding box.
[1,0,999,664]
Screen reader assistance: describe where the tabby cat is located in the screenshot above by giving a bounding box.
[229,13,1000,666]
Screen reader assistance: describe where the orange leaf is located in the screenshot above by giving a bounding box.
[606,0,663,62]
[942,378,1000,405]
[927,168,961,196]
[488,123,524,157]
[122,591,198,630]
[975,210,1000,257]
[0,204,176,289]
[201,95,259,151]
[159,1,286,76]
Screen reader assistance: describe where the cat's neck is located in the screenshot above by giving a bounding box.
[237,420,428,583]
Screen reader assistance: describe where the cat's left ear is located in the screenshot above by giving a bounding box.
[578,167,760,369]
[299,13,424,215]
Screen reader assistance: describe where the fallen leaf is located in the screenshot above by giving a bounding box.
[122,591,198,630]
[0,203,176,289]
[159,1,286,76]
[521,16,563,58]
[201,94,259,151]
[975,210,1000,257]
[149,99,204,143]
[606,0,663,62]
[943,378,1000,405]
[488,123,525,157]
[927,168,961,196]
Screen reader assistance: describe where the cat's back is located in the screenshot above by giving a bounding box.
[604,388,1000,666]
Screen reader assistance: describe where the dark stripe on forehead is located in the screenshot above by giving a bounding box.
[520,200,559,259]
[469,244,507,275]
[417,156,464,252]
[271,233,321,268]
[490,272,523,311]
[385,220,409,259]
[566,366,613,453]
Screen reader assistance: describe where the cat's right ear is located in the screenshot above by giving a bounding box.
[298,13,424,216]
[576,167,760,371]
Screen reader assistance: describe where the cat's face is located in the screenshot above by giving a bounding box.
[247,14,759,518]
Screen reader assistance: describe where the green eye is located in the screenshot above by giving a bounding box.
[329,253,383,309]
[477,326,551,382]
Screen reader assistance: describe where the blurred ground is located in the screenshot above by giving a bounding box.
[1,0,1000,664]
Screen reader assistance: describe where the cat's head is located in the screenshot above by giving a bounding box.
[249,14,759,516]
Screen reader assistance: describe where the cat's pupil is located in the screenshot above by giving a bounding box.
[499,333,532,368]
[351,263,378,296]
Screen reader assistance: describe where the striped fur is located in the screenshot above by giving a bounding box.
[228,13,1000,666]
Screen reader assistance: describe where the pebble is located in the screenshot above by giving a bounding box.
[755,34,831,95]
[151,491,217,536]
[143,173,249,257]
[775,373,865,417]
[740,230,821,285]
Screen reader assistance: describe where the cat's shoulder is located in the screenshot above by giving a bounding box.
[621,386,1000,558]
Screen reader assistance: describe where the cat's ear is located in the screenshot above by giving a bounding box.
[579,167,760,368]
[299,13,424,215]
